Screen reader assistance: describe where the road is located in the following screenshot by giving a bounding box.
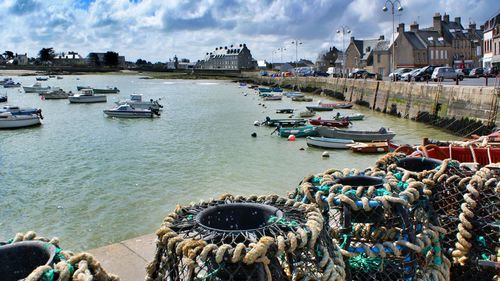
[381,77,499,87]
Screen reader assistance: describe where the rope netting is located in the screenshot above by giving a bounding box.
[289,166,450,281]
[0,231,119,281]
[146,194,346,281]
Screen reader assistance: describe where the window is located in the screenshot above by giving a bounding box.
[440,50,444,60]
[444,50,447,59]
[430,50,434,60]
[377,54,380,63]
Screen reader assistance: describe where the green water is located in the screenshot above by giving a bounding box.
[0,75,457,250]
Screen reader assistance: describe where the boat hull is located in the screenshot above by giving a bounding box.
[306,137,354,149]
[306,106,334,111]
[0,115,41,128]
[350,142,390,153]
[23,87,51,93]
[309,119,350,128]
[316,127,396,142]
[92,89,120,94]
[104,111,154,118]
[279,126,318,138]
[334,114,365,121]
[69,96,107,103]
[292,97,313,102]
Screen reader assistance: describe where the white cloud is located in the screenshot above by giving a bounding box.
[0,0,496,63]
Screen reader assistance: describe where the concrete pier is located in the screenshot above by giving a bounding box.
[88,233,156,281]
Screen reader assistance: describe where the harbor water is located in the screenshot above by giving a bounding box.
[0,75,458,250]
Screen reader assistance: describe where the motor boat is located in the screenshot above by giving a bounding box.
[115,94,163,110]
[69,89,106,103]
[103,104,160,118]
[0,112,41,128]
[0,105,41,116]
[23,82,51,93]
[40,89,71,99]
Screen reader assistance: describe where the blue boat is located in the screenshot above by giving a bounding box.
[284,92,304,98]
[258,87,272,93]
[279,125,318,138]
[271,87,283,92]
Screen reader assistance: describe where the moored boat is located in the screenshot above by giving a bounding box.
[292,96,313,102]
[258,87,272,93]
[278,125,318,138]
[3,80,21,88]
[259,92,274,97]
[263,95,282,101]
[104,104,160,118]
[115,94,163,110]
[92,87,120,94]
[40,89,71,99]
[271,87,283,92]
[23,83,51,93]
[0,95,7,103]
[305,105,334,112]
[308,118,350,128]
[36,77,49,81]
[276,108,294,114]
[334,113,365,121]
[306,137,354,149]
[0,105,41,116]
[308,102,353,111]
[0,112,41,129]
[285,92,305,98]
[316,127,396,142]
[68,89,106,103]
[350,142,389,153]
[263,117,307,127]
[298,110,315,118]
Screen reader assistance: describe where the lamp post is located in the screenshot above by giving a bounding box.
[291,40,302,73]
[336,26,351,78]
[383,0,403,81]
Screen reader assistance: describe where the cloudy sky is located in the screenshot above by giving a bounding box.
[0,0,497,63]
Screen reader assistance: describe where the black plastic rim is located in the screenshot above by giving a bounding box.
[396,157,442,172]
[334,175,384,187]
[196,203,284,232]
[0,241,57,280]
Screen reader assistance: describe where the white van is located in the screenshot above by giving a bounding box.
[431,67,464,81]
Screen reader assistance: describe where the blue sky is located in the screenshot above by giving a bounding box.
[0,0,498,62]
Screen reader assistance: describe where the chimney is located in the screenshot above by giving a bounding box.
[469,22,476,31]
[379,35,385,40]
[397,23,405,32]
[480,24,484,31]
[443,14,449,23]
[410,22,419,32]
[455,17,461,26]
[433,13,442,33]
[350,36,355,42]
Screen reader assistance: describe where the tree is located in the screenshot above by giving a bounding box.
[38,47,55,62]
[135,59,147,65]
[103,51,119,67]
[88,52,100,67]
[3,51,14,60]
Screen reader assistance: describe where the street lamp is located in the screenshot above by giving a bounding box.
[336,25,351,78]
[291,40,302,73]
[383,0,403,81]
[277,47,286,64]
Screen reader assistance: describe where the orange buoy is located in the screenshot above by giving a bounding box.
[288,135,296,141]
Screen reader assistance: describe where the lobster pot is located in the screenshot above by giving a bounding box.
[449,167,499,280]
[146,194,345,281]
[0,241,56,280]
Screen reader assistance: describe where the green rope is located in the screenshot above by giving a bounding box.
[477,236,487,247]
[340,234,350,249]
[268,216,298,228]
[40,269,55,281]
[193,263,224,281]
[394,172,403,180]
[187,214,194,221]
[348,254,382,272]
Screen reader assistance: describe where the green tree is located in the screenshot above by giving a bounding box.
[3,51,14,59]
[103,51,119,67]
[38,48,55,62]
[88,52,100,67]
[135,59,147,65]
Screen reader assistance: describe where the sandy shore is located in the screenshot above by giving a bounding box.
[0,69,40,76]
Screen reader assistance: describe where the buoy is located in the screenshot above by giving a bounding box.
[254,121,260,126]
[299,147,305,151]
[288,135,296,141]
[322,151,330,158]
[251,132,257,137]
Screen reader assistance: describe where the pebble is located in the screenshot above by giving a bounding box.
[322,151,330,158]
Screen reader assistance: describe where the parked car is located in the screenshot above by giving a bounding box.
[313,71,329,77]
[401,68,421,81]
[469,67,484,78]
[413,65,438,81]
[388,68,413,80]
[431,67,464,81]
[484,66,499,77]
[350,69,376,79]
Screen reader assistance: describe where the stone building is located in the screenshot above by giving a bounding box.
[53,51,86,65]
[196,44,254,70]
[344,35,390,75]
[483,12,500,68]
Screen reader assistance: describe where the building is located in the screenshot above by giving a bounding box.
[483,13,500,68]
[53,51,86,65]
[196,44,254,70]
[7,53,28,65]
[344,35,390,75]
[86,52,126,68]
[316,47,340,71]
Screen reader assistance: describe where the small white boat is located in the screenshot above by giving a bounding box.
[306,136,354,149]
[69,89,106,103]
[104,104,160,118]
[23,82,51,93]
[0,112,41,128]
[40,88,71,99]
[115,94,163,110]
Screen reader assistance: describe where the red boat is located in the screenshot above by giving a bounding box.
[308,118,350,128]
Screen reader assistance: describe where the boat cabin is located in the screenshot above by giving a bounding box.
[130,94,143,102]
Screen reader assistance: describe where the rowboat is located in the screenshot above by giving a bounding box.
[292,97,313,102]
[299,111,315,118]
[263,95,282,101]
[309,119,350,128]
[258,87,272,92]
[285,92,304,98]
[271,87,283,92]
[263,117,307,127]
[276,109,294,114]
[306,137,354,149]
[316,127,396,141]
[311,102,353,110]
[104,104,160,118]
[334,113,365,121]
[0,112,41,129]
[350,142,389,153]
[69,89,107,103]
[306,105,334,112]
[279,125,318,138]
